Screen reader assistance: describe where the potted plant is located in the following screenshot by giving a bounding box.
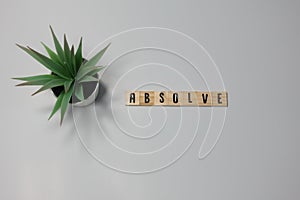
[13,26,110,125]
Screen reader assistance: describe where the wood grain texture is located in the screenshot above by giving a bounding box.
[139,91,155,106]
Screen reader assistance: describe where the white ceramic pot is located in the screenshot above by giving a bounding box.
[73,81,99,107]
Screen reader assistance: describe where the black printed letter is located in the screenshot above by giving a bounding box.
[217,93,222,104]
[129,93,135,103]
[159,92,164,103]
[202,93,208,104]
[144,93,150,103]
[173,93,178,103]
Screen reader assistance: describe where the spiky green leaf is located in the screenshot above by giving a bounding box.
[60,84,74,125]
[63,34,74,77]
[31,79,65,96]
[79,75,99,83]
[16,44,70,79]
[83,43,110,68]
[41,42,62,65]
[13,74,58,82]
[48,91,64,120]
[49,25,65,63]
[64,79,73,92]
[75,37,83,71]
[75,84,84,101]
[13,74,63,86]
[76,66,103,81]
[63,34,70,61]
[16,80,49,86]
[70,45,76,75]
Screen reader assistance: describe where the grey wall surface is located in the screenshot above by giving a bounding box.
[0,0,299,199]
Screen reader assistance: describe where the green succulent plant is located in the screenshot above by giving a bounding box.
[13,26,110,125]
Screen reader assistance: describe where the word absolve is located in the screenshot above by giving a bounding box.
[126,91,228,107]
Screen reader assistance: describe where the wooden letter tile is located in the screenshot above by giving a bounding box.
[154,91,169,105]
[211,92,228,107]
[139,91,155,106]
[180,91,198,106]
[196,92,212,106]
[125,91,140,105]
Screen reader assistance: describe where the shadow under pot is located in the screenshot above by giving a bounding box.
[51,73,99,107]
